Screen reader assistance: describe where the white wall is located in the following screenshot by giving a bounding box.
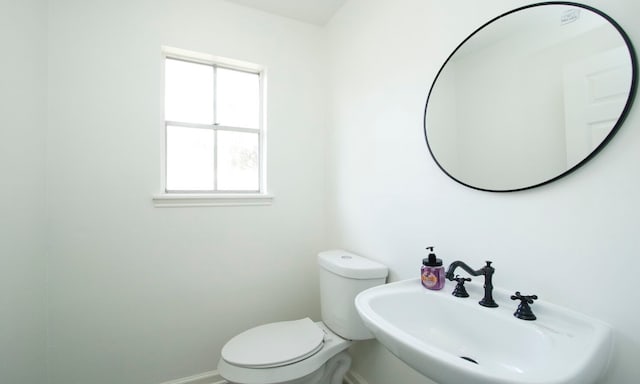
[46,1,327,383]
[0,0,48,383]
[326,0,640,383]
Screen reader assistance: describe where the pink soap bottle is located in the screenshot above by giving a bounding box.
[421,246,445,290]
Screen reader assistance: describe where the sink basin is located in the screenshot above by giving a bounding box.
[355,278,612,384]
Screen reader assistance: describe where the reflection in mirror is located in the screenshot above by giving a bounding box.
[424,2,637,192]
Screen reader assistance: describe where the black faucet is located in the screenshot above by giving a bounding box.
[445,260,498,308]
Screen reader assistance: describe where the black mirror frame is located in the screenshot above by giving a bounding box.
[423,1,638,192]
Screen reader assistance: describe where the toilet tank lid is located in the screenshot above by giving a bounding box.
[318,250,388,279]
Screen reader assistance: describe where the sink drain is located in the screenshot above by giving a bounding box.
[460,356,479,365]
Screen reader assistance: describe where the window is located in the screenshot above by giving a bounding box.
[162,50,265,197]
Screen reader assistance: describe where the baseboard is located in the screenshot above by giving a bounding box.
[158,370,225,384]
[344,369,369,384]
[159,368,367,384]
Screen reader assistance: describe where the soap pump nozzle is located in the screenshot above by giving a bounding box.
[423,246,442,267]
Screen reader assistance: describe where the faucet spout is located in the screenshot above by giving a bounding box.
[446,260,498,308]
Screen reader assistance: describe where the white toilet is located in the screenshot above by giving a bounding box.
[218,250,388,384]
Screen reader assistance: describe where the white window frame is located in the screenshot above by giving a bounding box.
[153,46,272,207]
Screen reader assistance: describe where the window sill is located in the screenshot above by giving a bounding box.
[152,193,274,208]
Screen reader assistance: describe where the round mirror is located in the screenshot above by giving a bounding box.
[424,2,637,192]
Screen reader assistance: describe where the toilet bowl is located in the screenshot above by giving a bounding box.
[218,319,351,384]
[217,250,388,384]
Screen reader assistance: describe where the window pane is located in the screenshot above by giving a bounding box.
[217,131,259,191]
[217,68,260,129]
[165,58,214,124]
[166,126,214,191]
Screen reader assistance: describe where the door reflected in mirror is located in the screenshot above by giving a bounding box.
[424,2,637,192]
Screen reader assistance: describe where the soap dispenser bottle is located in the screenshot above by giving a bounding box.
[421,246,445,290]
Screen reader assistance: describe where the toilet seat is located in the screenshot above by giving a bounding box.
[221,318,325,368]
[218,321,352,384]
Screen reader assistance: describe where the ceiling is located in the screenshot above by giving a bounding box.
[224,0,347,26]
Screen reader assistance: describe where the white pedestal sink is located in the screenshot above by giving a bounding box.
[355,278,612,384]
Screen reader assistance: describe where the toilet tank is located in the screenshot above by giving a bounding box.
[318,250,388,340]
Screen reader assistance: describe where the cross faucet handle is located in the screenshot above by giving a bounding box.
[453,275,471,283]
[511,291,538,320]
[451,275,471,298]
[510,291,538,303]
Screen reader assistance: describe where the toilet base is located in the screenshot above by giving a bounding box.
[319,351,351,384]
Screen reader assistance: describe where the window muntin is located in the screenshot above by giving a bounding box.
[163,55,263,193]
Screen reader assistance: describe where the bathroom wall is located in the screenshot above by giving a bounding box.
[0,0,48,383]
[46,1,327,383]
[326,0,640,383]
